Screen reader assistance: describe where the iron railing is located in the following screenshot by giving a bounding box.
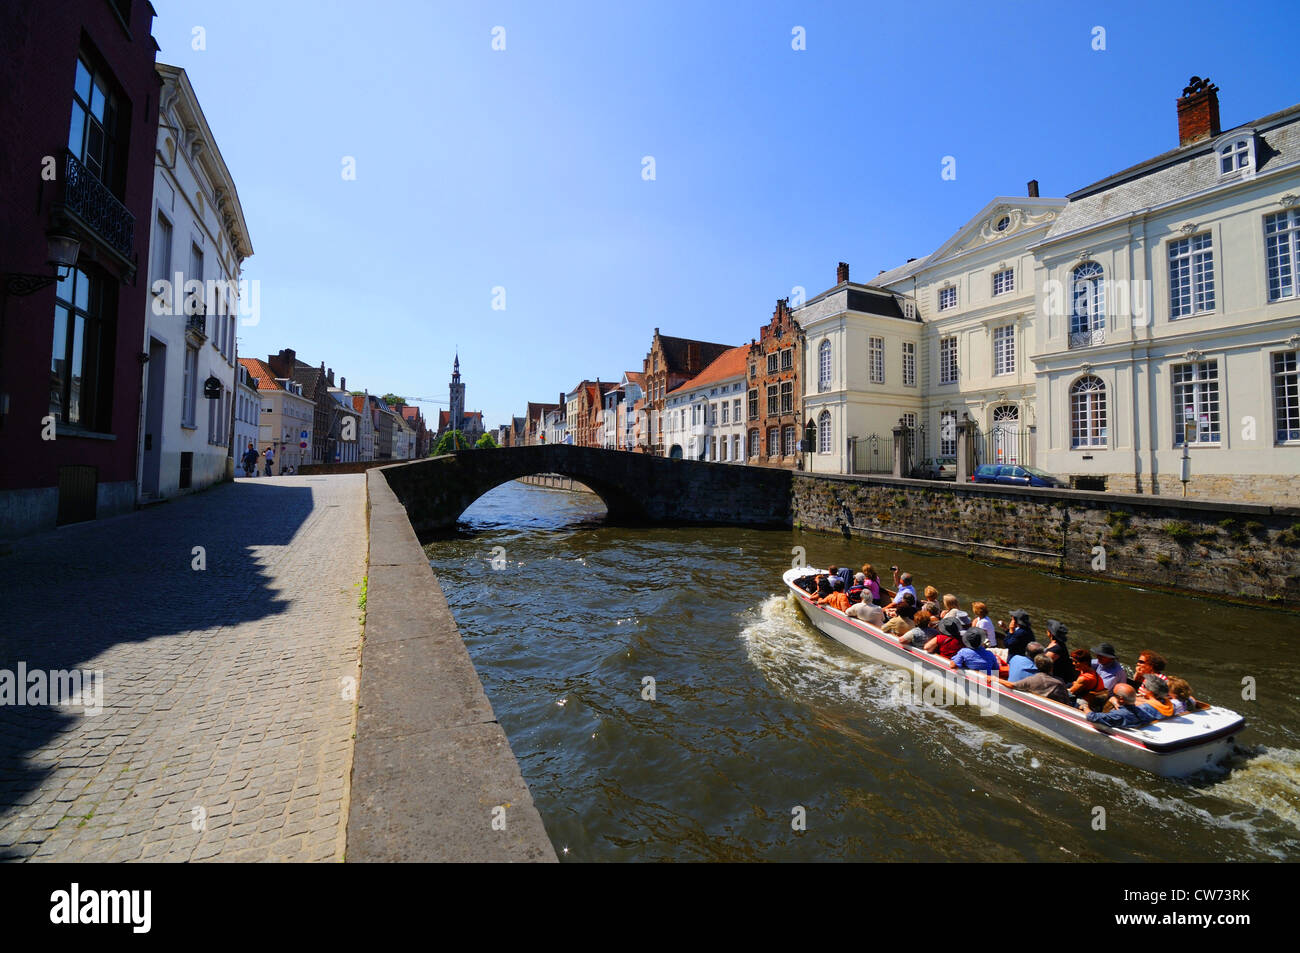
[849,433,893,474]
[63,151,134,262]
[1068,328,1105,349]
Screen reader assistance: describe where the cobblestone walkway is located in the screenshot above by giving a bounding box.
[0,475,366,862]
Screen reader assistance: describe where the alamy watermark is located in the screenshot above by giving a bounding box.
[0,663,104,715]
[149,272,261,326]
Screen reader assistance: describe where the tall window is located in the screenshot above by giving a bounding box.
[49,267,111,429]
[767,352,779,374]
[182,346,198,427]
[783,425,796,456]
[1172,361,1220,445]
[817,411,831,454]
[781,348,793,371]
[780,380,793,414]
[1169,233,1215,317]
[939,336,957,384]
[721,401,729,424]
[1071,262,1105,342]
[818,340,831,391]
[767,384,779,416]
[767,427,779,456]
[938,286,957,311]
[902,412,917,431]
[1070,375,1107,448]
[869,336,885,384]
[940,411,956,457]
[902,341,916,387]
[152,213,173,298]
[1274,350,1300,443]
[1265,209,1300,301]
[733,398,740,421]
[68,56,121,191]
[993,325,1015,376]
[748,388,758,420]
[992,268,1014,296]
[749,429,760,458]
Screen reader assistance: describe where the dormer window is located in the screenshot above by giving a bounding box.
[1216,132,1255,177]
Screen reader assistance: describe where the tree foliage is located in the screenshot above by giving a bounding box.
[475,432,499,449]
[432,430,470,455]
[381,393,406,406]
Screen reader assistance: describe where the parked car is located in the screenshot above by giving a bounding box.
[911,457,957,480]
[971,463,1067,488]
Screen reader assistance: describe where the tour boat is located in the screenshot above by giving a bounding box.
[783,567,1246,778]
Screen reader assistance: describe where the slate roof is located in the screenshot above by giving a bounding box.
[657,334,733,375]
[1045,102,1300,240]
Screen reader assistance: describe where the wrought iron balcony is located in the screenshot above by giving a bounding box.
[1068,328,1106,349]
[185,311,207,342]
[61,151,135,265]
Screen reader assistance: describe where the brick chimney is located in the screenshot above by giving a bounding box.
[836,261,850,284]
[327,367,335,386]
[268,348,296,378]
[1178,76,1221,146]
[340,376,345,391]
[1027,179,1039,197]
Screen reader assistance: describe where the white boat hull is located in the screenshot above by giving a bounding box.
[783,568,1245,778]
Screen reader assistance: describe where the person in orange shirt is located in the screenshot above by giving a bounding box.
[816,577,851,612]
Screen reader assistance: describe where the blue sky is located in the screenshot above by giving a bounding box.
[153,0,1300,428]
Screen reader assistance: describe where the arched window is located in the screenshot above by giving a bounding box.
[1219,138,1251,175]
[818,339,832,392]
[783,425,796,456]
[818,410,832,454]
[748,429,760,459]
[1071,262,1105,346]
[767,427,779,457]
[991,404,1020,464]
[1070,376,1107,448]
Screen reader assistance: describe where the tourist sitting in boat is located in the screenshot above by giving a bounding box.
[1136,676,1176,720]
[847,573,867,605]
[1085,683,1156,729]
[827,565,853,592]
[970,602,998,648]
[1007,643,1043,682]
[793,573,819,595]
[924,616,965,660]
[881,597,918,636]
[860,564,883,604]
[999,610,1035,659]
[846,599,885,626]
[997,652,1073,706]
[950,629,999,673]
[1167,677,1210,714]
[937,594,970,627]
[1044,620,1074,681]
[814,573,834,599]
[1090,643,1129,691]
[897,609,938,647]
[1133,651,1169,691]
[1068,650,1109,712]
[816,577,851,612]
[886,569,917,615]
[920,586,942,615]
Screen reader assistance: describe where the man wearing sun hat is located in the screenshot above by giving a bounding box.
[1089,642,1129,692]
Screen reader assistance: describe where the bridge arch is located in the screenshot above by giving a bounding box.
[378,445,794,539]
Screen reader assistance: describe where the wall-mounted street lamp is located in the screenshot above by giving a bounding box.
[2,231,81,297]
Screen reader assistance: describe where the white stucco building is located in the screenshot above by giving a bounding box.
[662,346,748,462]
[137,64,251,498]
[233,361,261,467]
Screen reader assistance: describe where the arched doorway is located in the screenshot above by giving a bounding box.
[668,444,683,460]
[991,404,1019,465]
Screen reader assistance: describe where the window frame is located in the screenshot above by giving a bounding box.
[1168,231,1216,318]
[939,336,958,385]
[992,325,1015,377]
[869,336,885,384]
[1273,350,1300,444]
[817,411,831,455]
[938,286,957,311]
[902,341,916,387]
[1069,375,1108,449]
[817,339,832,392]
[992,268,1014,296]
[1265,209,1300,302]
[1171,359,1221,446]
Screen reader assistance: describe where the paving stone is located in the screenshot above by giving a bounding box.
[0,475,365,862]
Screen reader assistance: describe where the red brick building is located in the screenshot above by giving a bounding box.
[640,329,733,455]
[1,1,161,536]
[747,295,806,467]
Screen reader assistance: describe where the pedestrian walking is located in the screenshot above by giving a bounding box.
[264,447,274,476]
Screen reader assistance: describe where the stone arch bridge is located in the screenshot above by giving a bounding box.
[380,445,793,538]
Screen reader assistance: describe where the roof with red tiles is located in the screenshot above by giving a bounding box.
[668,345,749,395]
[238,358,283,391]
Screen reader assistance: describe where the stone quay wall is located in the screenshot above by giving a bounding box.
[792,474,1300,609]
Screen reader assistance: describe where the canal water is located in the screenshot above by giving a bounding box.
[424,480,1300,861]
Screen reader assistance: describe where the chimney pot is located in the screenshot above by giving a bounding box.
[1177,76,1221,146]
[836,261,850,284]
[1027,179,1039,197]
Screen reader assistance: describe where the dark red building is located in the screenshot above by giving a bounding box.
[0,0,160,536]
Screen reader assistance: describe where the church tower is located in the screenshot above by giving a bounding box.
[449,353,465,432]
